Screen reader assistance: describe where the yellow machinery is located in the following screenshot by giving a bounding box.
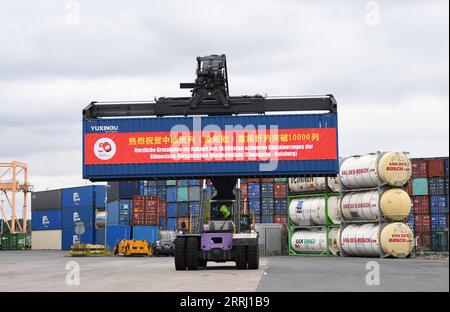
[114,239,153,256]
[70,244,112,257]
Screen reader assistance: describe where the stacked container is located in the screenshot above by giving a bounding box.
[31,189,63,250]
[61,185,106,250]
[287,177,341,256]
[338,152,414,258]
[407,157,449,252]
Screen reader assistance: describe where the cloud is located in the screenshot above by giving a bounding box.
[0,0,448,219]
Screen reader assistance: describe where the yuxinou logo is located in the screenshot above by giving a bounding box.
[94,138,117,160]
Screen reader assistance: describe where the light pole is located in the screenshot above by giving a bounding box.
[104,184,111,248]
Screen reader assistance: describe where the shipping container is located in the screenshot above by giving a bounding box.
[412,196,430,214]
[132,225,159,245]
[178,180,189,187]
[62,186,97,209]
[62,228,95,250]
[188,186,201,201]
[189,201,200,215]
[189,179,200,186]
[414,215,431,233]
[166,180,177,186]
[158,217,167,230]
[177,202,189,217]
[412,160,428,178]
[157,187,167,201]
[248,183,261,198]
[158,202,167,217]
[62,206,96,229]
[177,187,189,202]
[412,178,429,196]
[407,213,415,226]
[428,159,445,177]
[415,232,430,249]
[249,199,261,213]
[95,229,105,245]
[132,196,158,225]
[106,225,131,250]
[167,218,178,231]
[261,198,274,215]
[274,214,287,224]
[94,186,107,209]
[430,196,448,214]
[83,114,339,180]
[431,214,448,231]
[107,199,131,226]
[32,210,62,230]
[274,199,288,215]
[107,181,140,201]
[157,180,167,187]
[240,183,248,198]
[431,231,449,252]
[31,230,62,250]
[261,183,274,198]
[445,159,449,176]
[167,203,177,218]
[31,189,62,211]
[429,177,446,195]
[274,182,287,199]
[167,186,177,202]
[261,215,274,223]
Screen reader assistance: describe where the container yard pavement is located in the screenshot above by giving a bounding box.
[0,251,448,292]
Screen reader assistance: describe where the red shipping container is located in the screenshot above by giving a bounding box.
[241,183,248,198]
[242,200,249,215]
[132,195,146,225]
[406,182,413,196]
[274,214,287,224]
[411,160,428,178]
[274,183,287,199]
[412,196,430,214]
[414,215,431,233]
[427,159,445,177]
[415,232,431,249]
[144,196,159,225]
[247,178,261,183]
[158,202,167,217]
[261,178,274,182]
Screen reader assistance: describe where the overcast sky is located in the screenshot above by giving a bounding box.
[0,1,448,217]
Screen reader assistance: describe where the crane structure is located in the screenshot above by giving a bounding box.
[0,161,32,233]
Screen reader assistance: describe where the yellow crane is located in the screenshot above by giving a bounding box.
[0,161,32,233]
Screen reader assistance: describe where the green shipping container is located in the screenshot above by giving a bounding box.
[274,178,287,182]
[412,178,429,196]
[166,180,177,186]
[177,187,189,202]
[0,233,29,250]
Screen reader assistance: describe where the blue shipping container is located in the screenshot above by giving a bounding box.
[177,202,189,217]
[167,187,177,202]
[167,203,177,218]
[62,206,96,229]
[178,180,189,187]
[95,186,107,209]
[62,186,96,209]
[62,228,95,250]
[431,214,448,231]
[274,199,287,215]
[83,114,339,180]
[167,218,178,231]
[249,199,261,212]
[261,183,274,198]
[95,229,105,245]
[189,201,200,215]
[445,159,449,177]
[430,196,448,214]
[32,210,62,231]
[106,225,131,250]
[412,178,429,196]
[248,183,261,198]
[132,225,159,245]
[158,217,167,230]
[107,200,131,226]
[262,215,274,223]
[261,199,274,215]
[189,179,200,186]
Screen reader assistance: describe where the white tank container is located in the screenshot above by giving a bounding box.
[291,228,339,255]
[289,196,340,225]
[339,152,412,189]
[340,188,412,221]
[337,223,414,258]
[289,177,340,193]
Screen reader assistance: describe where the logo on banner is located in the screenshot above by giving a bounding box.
[94,138,116,160]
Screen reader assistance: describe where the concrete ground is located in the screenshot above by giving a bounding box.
[0,251,448,292]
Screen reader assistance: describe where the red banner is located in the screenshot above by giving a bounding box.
[84,128,337,165]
